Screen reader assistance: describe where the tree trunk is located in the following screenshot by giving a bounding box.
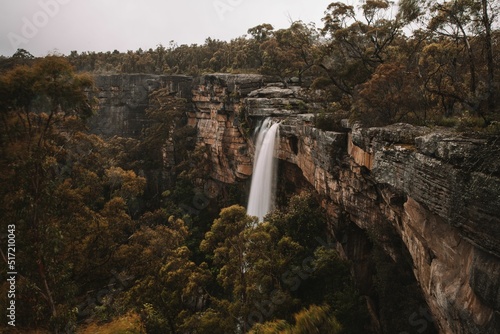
[482,0,495,115]
[32,157,58,331]
[38,260,58,326]
[456,22,477,96]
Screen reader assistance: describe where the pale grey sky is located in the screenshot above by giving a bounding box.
[0,0,339,57]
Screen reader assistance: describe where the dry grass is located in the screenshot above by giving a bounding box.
[77,312,144,334]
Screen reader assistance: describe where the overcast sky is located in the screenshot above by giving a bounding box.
[0,0,341,57]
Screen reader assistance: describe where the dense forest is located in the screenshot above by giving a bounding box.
[0,1,499,333]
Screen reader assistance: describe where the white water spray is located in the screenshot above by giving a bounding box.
[247,118,280,222]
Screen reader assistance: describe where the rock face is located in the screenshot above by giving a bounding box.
[90,73,500,334]
[346,126,500,333]
[188,74,277,183]
[245,86,307,117]
[281,116,500,333]
[90,74,192,137]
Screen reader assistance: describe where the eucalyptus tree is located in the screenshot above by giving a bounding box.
[260,21,320,84]
[399,0,499,117]
[319,1,403,98]
[0,57,152,331]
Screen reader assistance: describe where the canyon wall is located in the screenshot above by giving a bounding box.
[91,73,500,333]
[90,74,192,137]
[279,120,500,333]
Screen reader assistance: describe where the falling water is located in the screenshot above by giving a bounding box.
[247,118,280,222]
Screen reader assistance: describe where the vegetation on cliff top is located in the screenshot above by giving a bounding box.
[3,0,498,128]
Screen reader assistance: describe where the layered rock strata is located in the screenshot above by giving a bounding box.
[90,74,192,137]
[187,74,277,183]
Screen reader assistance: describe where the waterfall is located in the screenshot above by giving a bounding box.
[247,118,280,222]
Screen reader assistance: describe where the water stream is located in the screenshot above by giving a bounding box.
[247,118,280,222]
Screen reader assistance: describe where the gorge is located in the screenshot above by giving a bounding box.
[90,73,500,333]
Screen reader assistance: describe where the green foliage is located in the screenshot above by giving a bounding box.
[296,246,370,334]
[200,204,307,331]
[0,56,94,118]
[195,194,370,333]
[267,192,327,252]
[260,21,320,82]
[319,1,400,99]
[200,205,298,330]
[117,217,213,334]
[302,247,351,303]
[353,63,432,126]
[250,304,342,334]
[0,58,151,331]
[142,303,169,334]
[78,312,144,334]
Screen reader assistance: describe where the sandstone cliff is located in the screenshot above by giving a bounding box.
[90,74,192,137]
[91,73,500,334]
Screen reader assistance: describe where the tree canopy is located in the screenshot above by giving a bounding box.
[0,0,490,126]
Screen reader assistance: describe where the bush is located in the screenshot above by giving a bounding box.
[315,110,349,132]
[141,304,169,334]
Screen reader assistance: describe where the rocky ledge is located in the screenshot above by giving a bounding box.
[277,114,499,333]
[309,123,499,334]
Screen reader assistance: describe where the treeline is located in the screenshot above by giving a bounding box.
[71,0,500,127]
[4,0,498,127]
